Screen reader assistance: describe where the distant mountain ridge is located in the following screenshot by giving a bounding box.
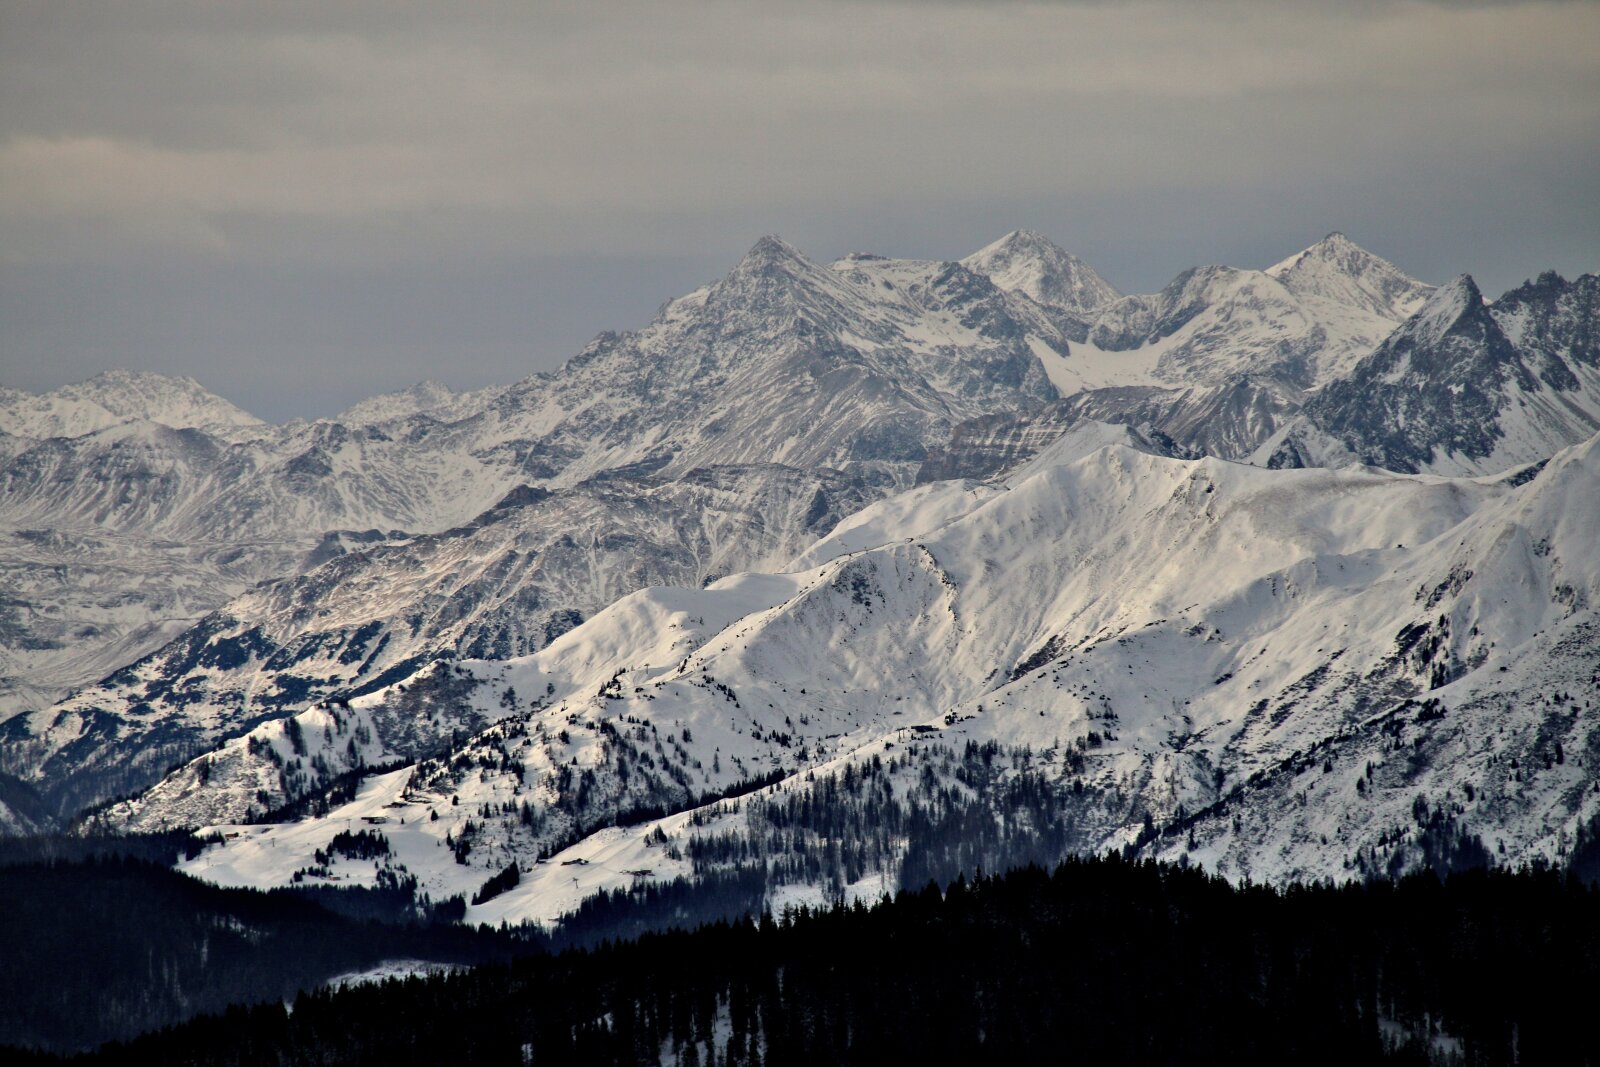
[1261,270,1600,474]
[6,228,1597,893]
[1266,231,1433,321]
[0,370,264,441]
[961,229,1123,322]
[0,232,1092,814]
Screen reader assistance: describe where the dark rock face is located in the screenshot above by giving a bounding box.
[1062,378,1298,461]
[916,409,1084,484]
[1497,271,1600,374]
[1294,273,1600,473]
[917,375,1289,485]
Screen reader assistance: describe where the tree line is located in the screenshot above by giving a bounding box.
[17,855,1598,1066]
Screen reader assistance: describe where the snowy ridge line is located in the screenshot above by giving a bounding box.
[161,426,1600,921]
[0,229,1450,732]
[4,227,1118,733]
[8,230,1596,895]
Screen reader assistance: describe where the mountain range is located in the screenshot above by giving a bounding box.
[4,230,1597,925]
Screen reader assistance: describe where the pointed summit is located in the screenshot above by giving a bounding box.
[732,234,810,276]
[711,234,835,303]
[1298,270,1532,473]
[703,234,870,330]
[962,230,1120,316]
[1346,272,1522,402]
[1267,232,1432,319]
[1266,232,1361,272]
[1402,273,1488,346]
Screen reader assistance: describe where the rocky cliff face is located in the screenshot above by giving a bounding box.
[1261,272,1600,474]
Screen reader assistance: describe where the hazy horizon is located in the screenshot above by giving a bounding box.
[4,0,1597,422]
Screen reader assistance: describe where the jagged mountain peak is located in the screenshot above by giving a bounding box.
[733,234,811,274]
[1261,267,1600,477]
[1497,269,1575,306]
[1269,271,1547,476]
[707,234,847,309]
[962,229,1121,316]
[1344,274,1510,393]
[1267,232,1432,320]
[685,234,888,346]
[1404,273,1488,344]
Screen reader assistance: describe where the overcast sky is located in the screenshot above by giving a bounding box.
[3,0,1597,421]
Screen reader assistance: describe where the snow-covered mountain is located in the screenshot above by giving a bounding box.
[0,417,511,720]
[0,523,313,722]
[915,404,1195,483]
[0,385,407,719]
[1260,271,1600,474]
[13,464,876,819]
[0,370,264,441]
[3,235,1090,538]
[925,260,1599,482]
[3,235,1109,815]
[334,381,497,427]
[0,231,1423,585]
[482,235,1065,482]
[921,375,1300,483]
[937,233,1436,469]
[1266,231,1433,322]
[961,229,1122,324]
[165,426,1600,921]
[1083,234,1432,391]
[10,227,1599,939]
